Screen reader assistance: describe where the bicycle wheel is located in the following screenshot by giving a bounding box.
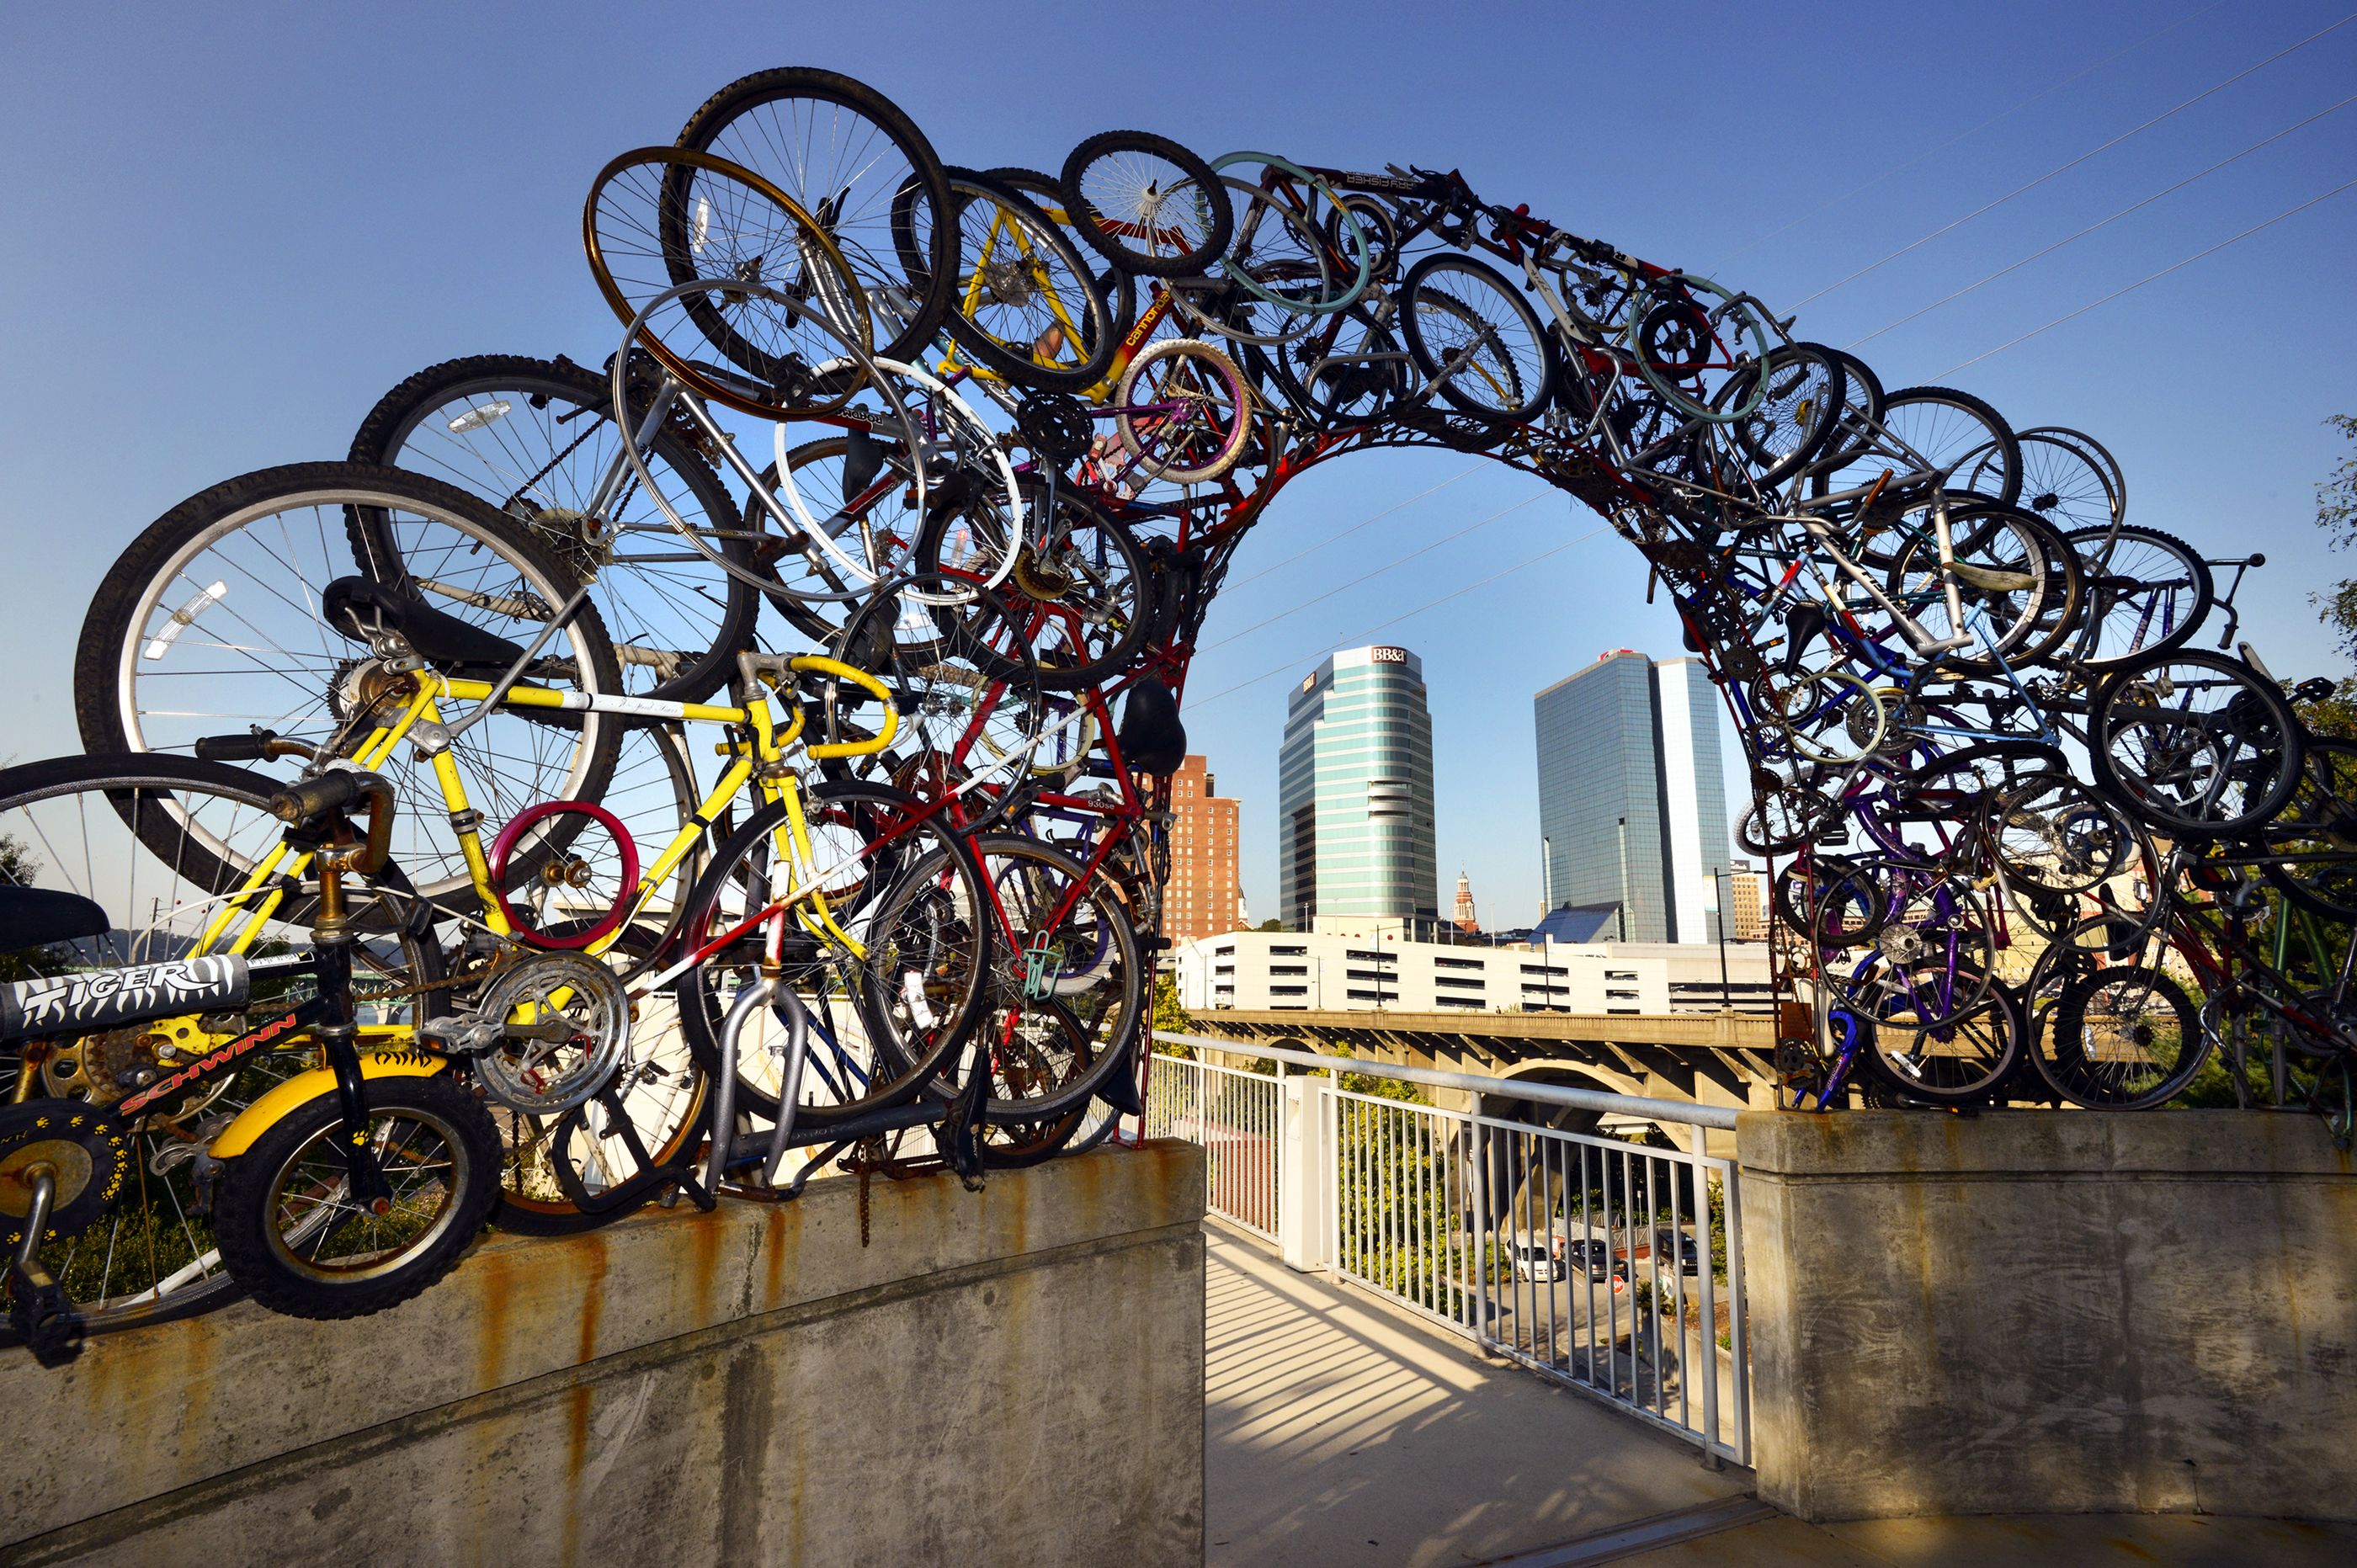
[916,484,1153,689]
[1060,130,1233,278]
[1875,501,2060,671]
[211,1069,502,1320]
[1113,337,1254,484]
[954,836,1145,1121]
[1865,976,2022,1103]
[983,166,1138,333]
[1713,341,1846,486]
[2008,428,2120,537]
[673,783,989,1129]
[1210,154,1369,315]
[2259,737,2357,919]
[673,66,955,364]
[1625,273,1774,423]
[917,167,1116,392]
[1256,301,1413,431]
[1991,771,2145,897]
[0,752,445,1339]
[587,146,873,420]
[349,353,756,703]
[1397,253,1555,423]
[2048,965,2205,1108]
[2062,524,2213,668]
[2088,650,2303,837]
[1814,385,2019,506]
[74,462,624,907]
[492,924,709,1235]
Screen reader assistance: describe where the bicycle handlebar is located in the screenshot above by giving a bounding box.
[269,768,396,874]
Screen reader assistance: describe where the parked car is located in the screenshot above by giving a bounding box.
[1510,1240,1562,1282]
[1652,1227,1702,1275]
[1563,1240,1629,1284]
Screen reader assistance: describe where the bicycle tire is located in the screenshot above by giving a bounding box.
[1114,337,1254,484]
[2088,649,2304,838]
[2062,523,2213,668]
[673,66,955,364]
[2258,736,2357,920]
[1397,252,1556,423]
[1059,130,1234,278]
[74,462,625,909]
[912,167,1117,393]
[915,484,1153,689]
[1813,384,2020,507]
[2047,965,2206,1109]
[983,166,1139,333]
[0,752,448,1340]
[1716,341,1847,486]
[211,1070,502,1320]
[960,834,1146,1121]
[673,783,990,1129]
[1865,978,2022,1104]
[348,353,757,703]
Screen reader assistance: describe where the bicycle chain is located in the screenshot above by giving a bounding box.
[349,949,525,1006]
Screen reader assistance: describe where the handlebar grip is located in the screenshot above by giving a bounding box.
[195,731,278,763]
[789,655,901,758]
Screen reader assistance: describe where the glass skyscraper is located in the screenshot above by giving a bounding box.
[1277,646,1439,928]
[1533,651,1730,943]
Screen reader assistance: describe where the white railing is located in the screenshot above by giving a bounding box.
[1147,1031,1749,1465]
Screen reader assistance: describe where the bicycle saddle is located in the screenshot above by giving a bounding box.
[0,887,109,953]
[1118,678,1187,775]
[322,576,531,673]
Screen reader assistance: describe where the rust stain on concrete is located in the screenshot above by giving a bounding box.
[687,1206,725,1323]
[475,1247,514,1389]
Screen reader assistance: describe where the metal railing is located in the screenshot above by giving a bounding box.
[1148,1031,1749,1465]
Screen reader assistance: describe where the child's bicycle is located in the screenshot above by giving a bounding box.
[2,766,511,1363]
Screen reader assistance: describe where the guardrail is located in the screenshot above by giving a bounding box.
[1148,1031,1748,1465]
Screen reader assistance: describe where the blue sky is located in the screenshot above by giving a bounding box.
[5,0,2355,925]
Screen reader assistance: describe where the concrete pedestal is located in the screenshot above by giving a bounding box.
[1738,1111,2356,1523]
[0,1142,1206,1566]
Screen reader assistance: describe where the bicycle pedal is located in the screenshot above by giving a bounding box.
[7,1263,86,1370]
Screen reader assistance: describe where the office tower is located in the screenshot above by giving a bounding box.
[1277,646,1438,929]
[1533,651,1731,943]
[1728,860,1768,941]
[1165,754,1242,945]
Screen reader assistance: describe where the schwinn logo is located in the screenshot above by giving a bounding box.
[115,1010,301,1117]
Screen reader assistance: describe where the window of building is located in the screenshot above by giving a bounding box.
[1434,955,1484,970]
[1213,964,1234,975]
[1434,995,1483,1009]
[1270,985,1308,997]
[1606,988,1639,1000]
[1519,963,1567,976]
[1345,988,1393,1002]
[1434,975,1485,991]
[1605,970,1638,981]
[1269,944,1307,956]
[1269,965,1307,977]
[1344,949,1392,963]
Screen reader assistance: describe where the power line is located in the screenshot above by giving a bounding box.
[1200,492,1544,652]
[1790,11,2356,310]
[1221,464,1481,591]
[1711,0,2231,272]
[1847,90,2357,349]
[1931,177,2357,375]
[1190,523,1614,708]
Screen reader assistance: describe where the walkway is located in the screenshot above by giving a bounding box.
[1203,1225,2357,1567]
[1205,1228,1747,1566]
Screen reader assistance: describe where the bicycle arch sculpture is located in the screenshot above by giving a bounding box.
[8,65,2350,1353]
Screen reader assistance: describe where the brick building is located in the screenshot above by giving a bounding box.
[1165,754,1243,945]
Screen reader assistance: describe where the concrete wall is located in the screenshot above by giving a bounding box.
[1738,1111,2357,1523]
[0,1143,1207,1567]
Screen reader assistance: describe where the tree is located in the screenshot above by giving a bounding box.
[1255,918,1285,932]
[2309,415,2357,737]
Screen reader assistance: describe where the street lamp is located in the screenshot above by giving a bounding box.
[1712,866,1732,1012]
